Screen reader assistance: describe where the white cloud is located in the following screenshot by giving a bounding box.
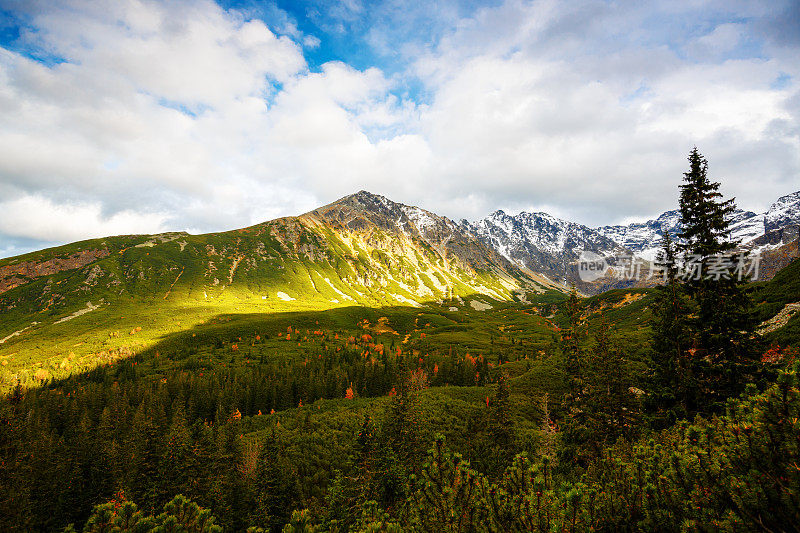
[687,23,746,60]
[0,195,169,242]
[303,35,321,49]
[399,0,800,223]
[0,0,798,257]
[20,0,306,105]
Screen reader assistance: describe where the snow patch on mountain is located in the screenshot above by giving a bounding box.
[402,206,438,234]
[765,191,800,230]
[596,210,682,261]
[595,206,782,261]
[730,214,765,244]
[468,209,627,284]
[468,190,797,288]
[472,210,622,259]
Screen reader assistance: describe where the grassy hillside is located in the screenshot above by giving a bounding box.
[0,202,562,391]
[2,196,800,531]
[750,257,800,345]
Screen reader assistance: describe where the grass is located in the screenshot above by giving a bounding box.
[0,211,565,391]
[2,214,799,395]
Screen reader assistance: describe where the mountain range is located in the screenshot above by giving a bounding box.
[0,191,556,353]
[1,189,798,334]
[0,187,798,392]
[466,190,800,288]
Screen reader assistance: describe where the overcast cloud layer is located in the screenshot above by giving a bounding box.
[0,0,798,258]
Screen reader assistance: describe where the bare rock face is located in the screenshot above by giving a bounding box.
[0,248,109,294]
[755,231,800,281]
[305,191,520,275]
[466,209,630,289]
[468,190,800,293]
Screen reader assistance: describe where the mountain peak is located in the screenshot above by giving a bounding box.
[769,191,800,212]
[325,190,395,211]
[300,190,525,278]
[765,190,800,231]
[774,190,800,202]
[469,208,627,288]
[352,189,387,201]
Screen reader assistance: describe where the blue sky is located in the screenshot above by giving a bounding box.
[0,0,798,257]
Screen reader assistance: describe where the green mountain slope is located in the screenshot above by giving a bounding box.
[0,191,562,389]
[2,197,800,530]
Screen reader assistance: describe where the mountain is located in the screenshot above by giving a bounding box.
[594,208,763,261]
[2,187,798,361]
[464,210,628,287]
[594,209,682,262]
[469,191,799,291]
[732,191,800,250]
[308,191,520,277]
[0,192,555,315]
[0,191,562,387]
[595,192,800,262]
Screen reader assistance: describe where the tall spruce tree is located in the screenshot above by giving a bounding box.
[588,322,641,447]
[561,320,640,468]
[558,287,590,470]
[677,148,759,411]
[562,287,584,394]
[650,231,695,421]
[374,355,422,508]
[485,373,515,474]
[253,430,298,532]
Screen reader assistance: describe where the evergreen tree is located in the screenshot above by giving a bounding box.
[81,494,222,532]
[650,231,695,422]
[374,355,423,509]
[585,322,641,449]
[126,398,167,513]
[210,417,246,531]
[380,355,422,468]
[677,148,760,411]
[560,322,640,468]
[251,430,299,532]
[405,435,486,532]
[558,287,589,469]
[562,287,584,394]
[485,373,515,474]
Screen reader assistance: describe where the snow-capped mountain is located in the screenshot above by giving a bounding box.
[595,207,764,261]
[595,210,683,262]
[765,191,800,231]
[465,210,628,285]
[592,192,800,262]
[469,190,799,291]
[307,190,526,274]
[728,192,800,252]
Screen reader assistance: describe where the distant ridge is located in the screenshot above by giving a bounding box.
[468,190,800,290]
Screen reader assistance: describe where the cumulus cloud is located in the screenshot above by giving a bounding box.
[0,195,169,242]
[0,0,339,246]
[0,0,798,257]
[403,0,800,223]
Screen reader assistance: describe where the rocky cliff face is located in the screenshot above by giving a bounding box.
[465,210,628,285]
[307,191,522,275]
[469,190,799,291]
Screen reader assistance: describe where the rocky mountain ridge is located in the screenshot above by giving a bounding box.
[468,190,800,288]
[0,191,560,349]
[463,210,627,285]
[0,189,797,321]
